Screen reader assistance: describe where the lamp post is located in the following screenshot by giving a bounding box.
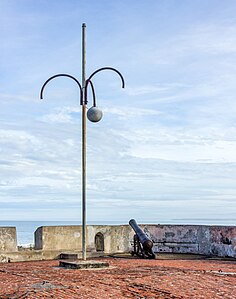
[40,23,125,260]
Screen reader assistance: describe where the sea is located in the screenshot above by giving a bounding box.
[0,219,235,246]
[0,220,125,246]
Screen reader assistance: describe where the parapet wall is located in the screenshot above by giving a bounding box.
[35,225,132,254]
[0,227,17,252]
[0,227,17,262]
[143,225,236,257]
[35,226,82,251]
[35,224,236,258]
[0,224,235,262]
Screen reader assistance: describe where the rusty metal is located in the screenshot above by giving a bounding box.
[129,219,156,259]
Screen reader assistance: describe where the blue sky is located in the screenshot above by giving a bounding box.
[0,0,236,224]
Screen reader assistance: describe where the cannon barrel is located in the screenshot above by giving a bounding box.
[129,219,153,251]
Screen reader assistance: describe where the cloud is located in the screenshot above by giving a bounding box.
[1,0,236,222]
[39,106,80,123]
[176,23,236,55]
[125,84,176,96]
[103,106,162,118]
[113,126,236,163]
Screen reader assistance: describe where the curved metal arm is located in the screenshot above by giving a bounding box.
[87,80,96,106]
[40,74,83,103]
[84,67,125,105]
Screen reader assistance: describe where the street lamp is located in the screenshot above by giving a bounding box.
[40,23,125,260]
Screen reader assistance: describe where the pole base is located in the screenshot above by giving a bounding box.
[59,260,109,270]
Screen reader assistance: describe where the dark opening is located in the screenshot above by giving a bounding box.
[95,232,104,252]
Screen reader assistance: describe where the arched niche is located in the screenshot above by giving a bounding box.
[95,232,104,252]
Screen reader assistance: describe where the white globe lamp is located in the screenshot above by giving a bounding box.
[87,106,103,122]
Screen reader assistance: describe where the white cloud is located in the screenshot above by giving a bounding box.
[0,0,236,222]
[103,106,162,118]
[125,85,174,96]
[112,126,236,163]
[176,23,236,55]
[39,106,81,123]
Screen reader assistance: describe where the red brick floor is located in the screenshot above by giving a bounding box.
[0,257,235,298]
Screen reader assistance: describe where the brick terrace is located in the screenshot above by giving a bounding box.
[0,257,235,298]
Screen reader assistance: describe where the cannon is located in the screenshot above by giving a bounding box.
[129,219,156,259]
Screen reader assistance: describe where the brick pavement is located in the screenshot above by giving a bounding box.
[0,257,235,298]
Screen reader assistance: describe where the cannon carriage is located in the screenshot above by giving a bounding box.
[129,219,156,259]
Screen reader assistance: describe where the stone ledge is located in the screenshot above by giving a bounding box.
[59,260,109,269]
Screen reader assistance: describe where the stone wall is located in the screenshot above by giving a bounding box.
[210,226,236,257]
[142,224,236,257]
[0,227,17,262]
[0,224,235,262]
[35,226,82,251]
[34,224,236,258]
[0,227,17,252]
[87,225,132,254]
[35,225,132,254]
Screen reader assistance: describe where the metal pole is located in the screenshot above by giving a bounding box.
[82,23,86,261]
[39,24,125,263]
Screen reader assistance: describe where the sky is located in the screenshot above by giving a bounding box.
[0,0,236,224]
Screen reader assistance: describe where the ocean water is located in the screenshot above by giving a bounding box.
[0,219,235,246]
[0,220,125,245]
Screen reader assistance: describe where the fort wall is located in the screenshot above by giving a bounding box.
[0,227,18,262]
[0,224,235,262]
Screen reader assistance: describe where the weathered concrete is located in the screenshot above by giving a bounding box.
[0,224,235,262]
[35,226,82,251]
[59,260,109,269]
[35,225,132,253]
[210,226,236,257]
[0,249,100,263]
[87,225,132,254]
[0,227,17,261]
[142,225,236,258]
[34,224,236,258]
[144,225,200,254]
[59,252,79,259]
